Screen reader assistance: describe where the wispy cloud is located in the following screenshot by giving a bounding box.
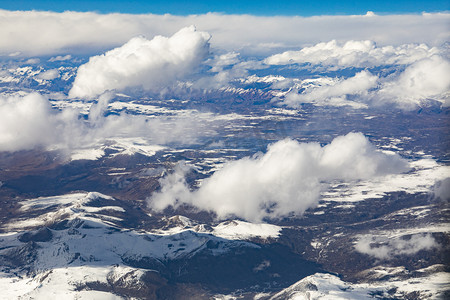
[434,178,450,202]
[0,92,215,154]
[281,70,378,109]
[355,234,439,259]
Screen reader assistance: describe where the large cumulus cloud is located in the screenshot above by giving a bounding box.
[148,132,409,222]
[69,26,210,98]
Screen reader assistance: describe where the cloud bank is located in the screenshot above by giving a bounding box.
[355,234,438,260]
[0,93,214,153]
[276,55,450,109]
[265,40,442,68]
[264,38,449,109]
[0,10,448,57]
[1,10,448,110]
[149,132,409,221]
[69,26,210,98]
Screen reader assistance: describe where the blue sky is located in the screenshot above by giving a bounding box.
[0,0,449,15]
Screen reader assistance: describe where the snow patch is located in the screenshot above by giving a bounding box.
[210,220,282,240]
[322,159,450,202]
[71,148,105,161]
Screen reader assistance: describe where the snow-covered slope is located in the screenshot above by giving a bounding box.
[269,272,450,300]
[0,192,280,299]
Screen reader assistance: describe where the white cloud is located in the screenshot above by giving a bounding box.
[266,41,449,109]
[192,52,265,89]
[25,58,40,64]
[265,40,442,68]
[208,52,241,72]
[434,177,450,201]
[275,56,450,110]
[0,92,216,153]
[355,234,439,260]
[281,71,378,108]
[49,55,72,62]
[69,26,210,98]
[150,162,192,212]
[36,68,59,80]
[0,10,448,57]
[149,132,409,222]
[375,56,450,109]
[0,93,81,152]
